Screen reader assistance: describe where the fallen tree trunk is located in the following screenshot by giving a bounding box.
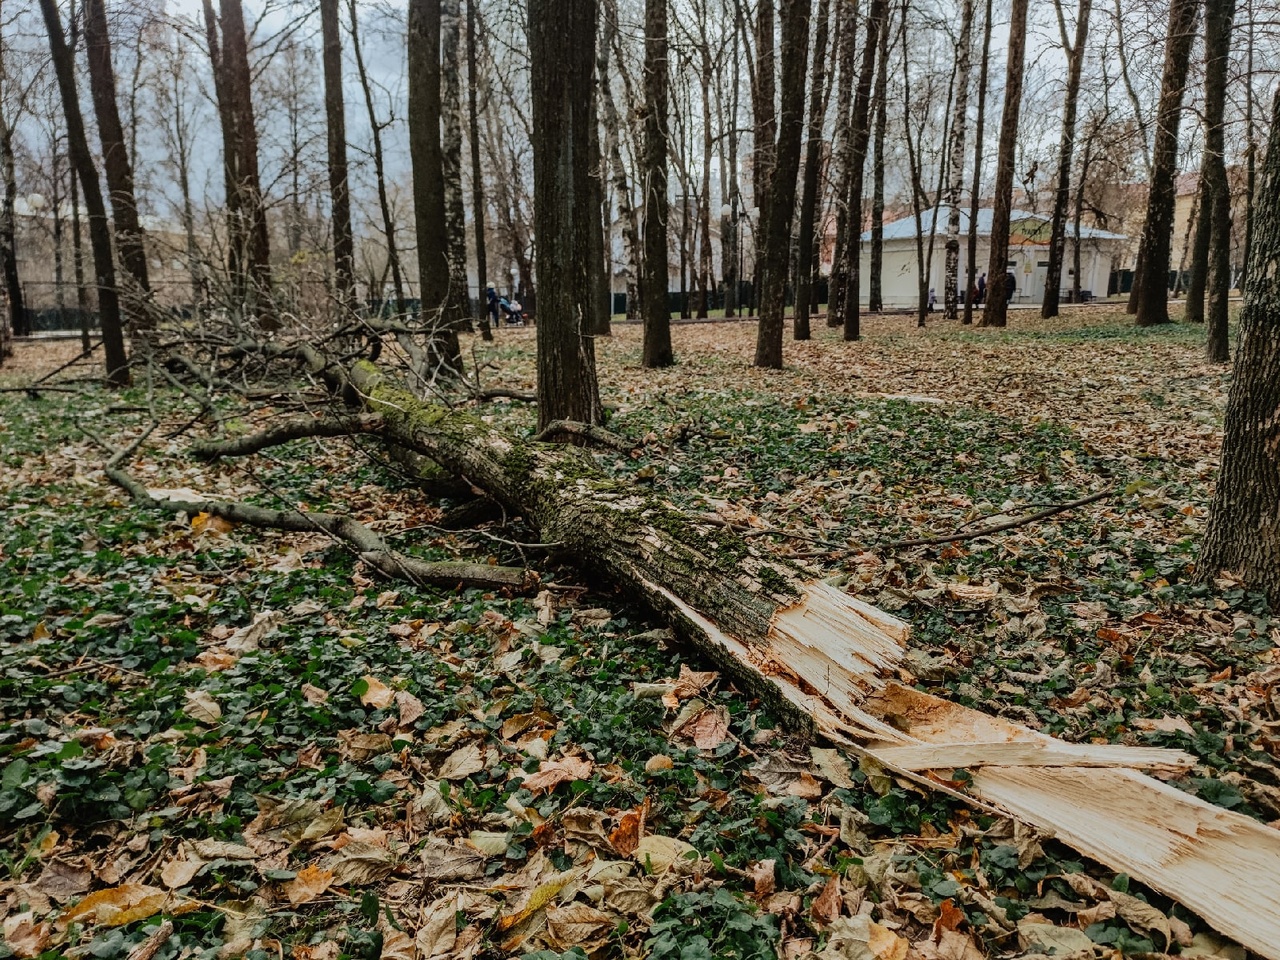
[342,360,1280,955]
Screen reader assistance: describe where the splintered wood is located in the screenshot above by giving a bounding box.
[754,583,1280,959]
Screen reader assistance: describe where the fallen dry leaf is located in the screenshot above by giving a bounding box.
[3,913,52,959]
[437,742,485,780]
[673,704,732,750]
[183,690,221,724]
[325,841,394,885]
[358,675,394,709]
[609,810,642,856]
[545,903,614,951]
[811,874,842,925]
[57,884,172,929]
[284,865,334,905]
[521,755,593,794]
[751,858,777,898]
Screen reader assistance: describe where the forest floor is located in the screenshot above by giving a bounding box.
[1,305,1273,960]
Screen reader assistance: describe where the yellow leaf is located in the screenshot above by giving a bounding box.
[495,876,570,932]
[284,865,334,905]
[192,512,235,537]
[57,883,171,929]
[31,622,50,642]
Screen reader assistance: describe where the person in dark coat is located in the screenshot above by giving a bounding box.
[976,272,987,305]
[486,284,501,327]
[1005,273,1017,304]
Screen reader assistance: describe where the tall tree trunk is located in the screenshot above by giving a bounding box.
[321,0,355,314]
[962,0,992,325]
[1239,2,1254,290]
[1112,0,1152,180]
[408,0,461,371]
[1185,173,1211,324]
[598,0,640,321]
[868,15,887,314]
[978,0,1029,328]
[943,0,975,320]
[641,0,672,368]
[441,0,471,326]
[204,0,273,323]
[1199,89,1280,605]
[753,0,776,236]
[793,0,832,341]
[697,44,714,321]
[840,0,887,343]
[723,7,742,320]
[826,0,857,326]
[1041,0,1092,318]
[754,0,810,368]
[529,0,604,426]
[39,0,128,385]
[0,59,24,344]
[350,0,405,313]
[69,139,91,349]
[1203,0,1234,362]
[84,0,150,332]
[1128,0,1199,327]
[466,0,492,340]
[587,79,611,337]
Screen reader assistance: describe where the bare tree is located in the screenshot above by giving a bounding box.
[1128,0,1199,327]
[868,11,887,314]
[1199,89,1280,605]
[961,0,992,325]
[641,0,672,368]
[203,0,274,323]
[321,0,355,313]
[943,0,975,320]
[793,0,832,340]
[529,0,604,426]
[441,0,471,325]
[39,0,128,384]
[0,18,24,350]
[1203,0,1234,361]
[84,0,151,326]
[466,0,492,339]
[825,0,855,325]
[979,0,1030,328]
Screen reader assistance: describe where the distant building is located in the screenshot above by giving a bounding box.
[858,208,1127,309]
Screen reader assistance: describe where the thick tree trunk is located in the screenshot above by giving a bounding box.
[598,0,640,322]
[1129,0,1199,326]
[1041,0,1091,319]
[962,0,992,325]
[84,0,151,331]
[640,0,673,368]
[408,0,462,371]
[840,0,887,343]
[943,0,974,321]
[0,86,24,344]
[441,0,472,327]
[321,0,356,314]
[465,0,492,341]
[979,0,1029,328]
[39,0,128,386]
[1200,90,1280,605]
[755,0,810,368]
[351,0,406,313]
[1186,175,1211,326]
[587,80,612,337]
[1203,0,1233,362]
[826,1,856,326]
[868,17,887,315]
[793,0,832,341]
[529,0,604,426]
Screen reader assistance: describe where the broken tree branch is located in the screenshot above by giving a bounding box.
[532,418,635,451]
[191,414,388,459]
[880,489,1115,550]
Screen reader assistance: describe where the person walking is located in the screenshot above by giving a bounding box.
[976,272,987,306]
[486,284,501,327]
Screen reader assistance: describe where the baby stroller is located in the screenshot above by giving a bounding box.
[499,297,526,326]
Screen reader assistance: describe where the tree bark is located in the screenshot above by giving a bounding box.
[84,0,151,331]
[1128,0,1199,327]
[1203,0,1233,362]
[408,0,462,371]
[39,0,128,386]
[598,0,640,322]
[840,0,887,342]
[0,52,24,346]
[321,0,356,315]
[529,0,605,427]
[441,0,472,327]
[979,0,1029,328]
[754,0,810,368]
[793,0,832,341]
[943,0,975,321]
[204,0,273,323]
[465,0,492,341]
[962,0,992,325]
[825,1,856,326]
[351,0,406,313]
[1200,89,1280,605]
[1041,0,1091,319]
[868,15,887,315]
[641,0,673,368]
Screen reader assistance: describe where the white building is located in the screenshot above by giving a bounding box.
[859,208,1127,309]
